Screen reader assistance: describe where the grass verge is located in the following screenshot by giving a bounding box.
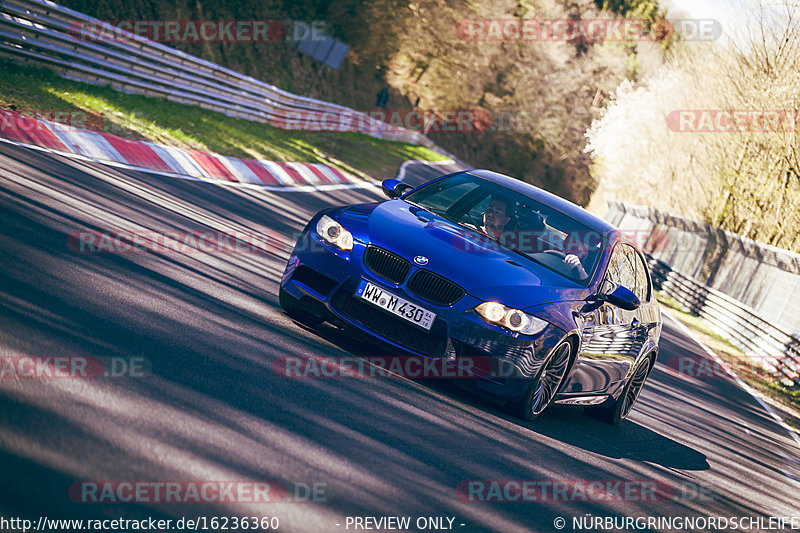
[0,60,449,179]
[657,293,800,433]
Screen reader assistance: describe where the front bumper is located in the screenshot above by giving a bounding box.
[280,228,566,401]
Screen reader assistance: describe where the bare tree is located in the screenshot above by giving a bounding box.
[586,1,800,251]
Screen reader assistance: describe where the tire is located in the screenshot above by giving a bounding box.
[279,287,325,327]
[514,340,572,421]
[587,353,654,426]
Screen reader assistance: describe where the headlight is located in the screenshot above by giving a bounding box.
[315,215,353,251]
[475,302,548,335]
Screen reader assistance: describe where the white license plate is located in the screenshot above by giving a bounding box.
[356,281,436,330]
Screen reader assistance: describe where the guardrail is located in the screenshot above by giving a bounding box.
[648,256,800,386]
[607,200,800,387]
[0,0,434,147]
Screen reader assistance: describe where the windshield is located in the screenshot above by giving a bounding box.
[404,173,606,284]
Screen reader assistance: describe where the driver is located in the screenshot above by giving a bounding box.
[481,194,513,241]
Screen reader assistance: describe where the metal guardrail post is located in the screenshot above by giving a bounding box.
[0,0,432,144]
[607,200,800,387]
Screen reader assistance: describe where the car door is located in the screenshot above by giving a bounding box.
[627,244,661,349]
[561,243,640,395]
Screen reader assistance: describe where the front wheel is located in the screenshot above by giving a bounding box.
[587,353,654,425]
[514,340,572,421]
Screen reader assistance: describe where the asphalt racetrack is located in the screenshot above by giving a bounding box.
[1,143,799,532]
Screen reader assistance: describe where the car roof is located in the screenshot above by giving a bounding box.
[463,169,617,235]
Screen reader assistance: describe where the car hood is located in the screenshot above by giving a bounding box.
[337,200,591,309]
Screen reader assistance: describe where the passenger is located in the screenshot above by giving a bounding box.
[516,210,547,253]
[562,234,589,279]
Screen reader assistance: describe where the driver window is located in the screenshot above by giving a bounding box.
[607,244,636,293]
[624,245,650,302]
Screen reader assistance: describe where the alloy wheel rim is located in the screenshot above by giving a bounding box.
[620,358,651,419]
[530,343,571,415]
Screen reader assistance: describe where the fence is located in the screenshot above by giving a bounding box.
[0,0,435,146]
[606,200,800,387]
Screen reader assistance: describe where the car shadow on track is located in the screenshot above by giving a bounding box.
[286,317,710,472]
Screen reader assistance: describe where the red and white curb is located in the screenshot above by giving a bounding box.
[0,109,371,190]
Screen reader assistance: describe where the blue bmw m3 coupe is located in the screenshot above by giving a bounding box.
[279,169,662,424]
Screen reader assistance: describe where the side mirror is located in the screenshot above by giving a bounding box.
[381,179,412,199]
[598,282,640,311]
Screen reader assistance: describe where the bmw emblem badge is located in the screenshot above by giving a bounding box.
[414,256,429,266]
